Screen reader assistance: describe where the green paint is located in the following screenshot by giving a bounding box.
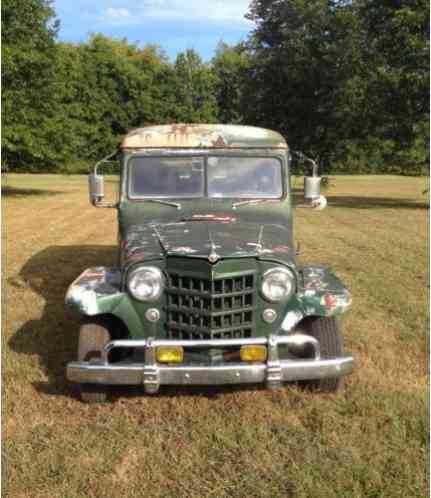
[65,126,351,340]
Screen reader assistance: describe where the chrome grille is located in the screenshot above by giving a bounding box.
[166,273,256,339]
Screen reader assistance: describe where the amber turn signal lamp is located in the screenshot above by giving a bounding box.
[240,345,267,362]
[156,346,184,363]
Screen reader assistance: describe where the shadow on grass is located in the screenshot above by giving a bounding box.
[107,383,273,401]
[9,245,117,399]
[326,195,429,210]
[9,245,271,402]
[2,186,65,197]
[292,191,429,209]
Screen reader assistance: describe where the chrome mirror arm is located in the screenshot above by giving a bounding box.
[89,150,119,209]
[291,150,319,177]
[93,150,119,175]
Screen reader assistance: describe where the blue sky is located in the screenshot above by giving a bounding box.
[53,0,254,61]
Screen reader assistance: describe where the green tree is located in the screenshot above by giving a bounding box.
[212,41,249,124]
[245,0,362,167]
[244,0,429,173]
[55,36,175,161]
[2,0,60,169]
[174,49,218,122]
[354,0,429,172]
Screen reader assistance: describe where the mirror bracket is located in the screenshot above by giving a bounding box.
[296,195,327,210]
[92,200,118,209]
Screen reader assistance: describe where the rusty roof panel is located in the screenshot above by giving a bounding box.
[120,124,287,149]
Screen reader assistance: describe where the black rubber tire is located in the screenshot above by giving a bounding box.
[300,316,344,393]
[78,318,110,403]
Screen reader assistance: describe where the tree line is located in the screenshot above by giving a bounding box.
[2,0,429,174]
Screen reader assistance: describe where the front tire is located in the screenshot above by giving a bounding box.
[78,318,110,403]
[300,316,344,393]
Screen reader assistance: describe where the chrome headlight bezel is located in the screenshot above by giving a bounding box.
[127,266,165,302]
[261,267,295,303]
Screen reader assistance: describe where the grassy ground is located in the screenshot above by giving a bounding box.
[2,174,429,498]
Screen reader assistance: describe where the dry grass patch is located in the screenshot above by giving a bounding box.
[3,174,429,498]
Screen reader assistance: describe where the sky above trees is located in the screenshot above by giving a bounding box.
[53,0,252,60]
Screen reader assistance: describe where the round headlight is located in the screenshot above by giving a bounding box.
[127,266,165,301]
[261,267,295,302]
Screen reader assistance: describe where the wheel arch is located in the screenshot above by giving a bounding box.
[82,313,130,340]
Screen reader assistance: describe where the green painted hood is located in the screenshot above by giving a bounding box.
[122,220,294,268]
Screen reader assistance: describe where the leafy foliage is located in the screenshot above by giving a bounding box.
[1,0,429,174]
[2,0,60,169]
[174,49,218,123]
[245,0,429,174]
[212,42,250,124]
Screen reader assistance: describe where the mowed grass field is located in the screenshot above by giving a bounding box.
[2,174,429,498]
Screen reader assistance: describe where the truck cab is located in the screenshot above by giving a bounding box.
[66,124,352,403]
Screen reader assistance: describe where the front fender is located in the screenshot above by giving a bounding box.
[65,267,146,337]
[280,265,352,332]
[64,267,143,336]
[65,267,124,315]
[66,265,352,338]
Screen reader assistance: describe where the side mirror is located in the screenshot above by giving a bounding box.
[304,176,321,199]
[304,176,327,210]
[293,150,328,210]
[89,173,105,205]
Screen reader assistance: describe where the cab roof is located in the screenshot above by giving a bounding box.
[120,124,287,149]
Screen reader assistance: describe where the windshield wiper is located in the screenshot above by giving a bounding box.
[143,199,181,210]
[232,199,272,209]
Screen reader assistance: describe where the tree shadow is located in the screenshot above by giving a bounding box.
[104,383,268,401]
[326,195,428,210]
[9,245,260,401]
[8,245,118,398]
[2,186,65,197]
[292,191,428,209]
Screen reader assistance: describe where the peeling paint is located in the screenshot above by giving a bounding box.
[258,248,274,255]
[65,267,122,315]
[297,265,352,318]
[303,289,317,297]
[123,221,294,268]
[281,310,304,332]
[169,246,199,254]
[121,124,287,149]
[188,214,237,222]
[270,245,290,254]
[280,267,351,330]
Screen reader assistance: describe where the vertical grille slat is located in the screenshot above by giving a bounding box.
[166,271,256,340]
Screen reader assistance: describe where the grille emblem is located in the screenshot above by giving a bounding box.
[208,238,220,263]
[208,251,219,263]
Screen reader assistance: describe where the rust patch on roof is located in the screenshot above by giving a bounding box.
[120,124,287,149]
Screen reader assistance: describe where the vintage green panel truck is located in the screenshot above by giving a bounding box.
[65,124,353,403]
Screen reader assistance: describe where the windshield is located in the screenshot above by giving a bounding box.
[129,157,205,198]
[128,156,283,199]
[207,157,282,198]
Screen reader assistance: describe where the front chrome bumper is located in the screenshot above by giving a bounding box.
[67,334,353,393]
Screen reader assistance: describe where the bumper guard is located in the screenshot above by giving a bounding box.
[67,334,353,393]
